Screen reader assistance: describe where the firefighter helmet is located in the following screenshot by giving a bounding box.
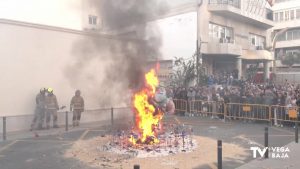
[40,87,46,93]
[47,88,53,93]
[75,90,81,95]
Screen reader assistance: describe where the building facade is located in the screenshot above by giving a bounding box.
[0,0,104,31]
[272,0,300,73]
[197,0,274,80]
[104,0,277,82]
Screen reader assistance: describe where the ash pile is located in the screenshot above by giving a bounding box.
[98,124,197,158]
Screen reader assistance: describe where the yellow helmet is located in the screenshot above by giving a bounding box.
[47,87,53,93]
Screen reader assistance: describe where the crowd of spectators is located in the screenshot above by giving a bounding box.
[166,77,300,126]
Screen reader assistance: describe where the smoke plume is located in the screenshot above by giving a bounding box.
[64,0,168,108]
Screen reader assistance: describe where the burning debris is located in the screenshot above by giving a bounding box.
[65,132,248,169]
[103,123,196,158]
[95,66,198,158]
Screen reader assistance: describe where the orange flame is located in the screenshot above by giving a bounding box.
[130,67,163,144]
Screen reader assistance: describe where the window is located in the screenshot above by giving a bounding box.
[277,29,300,41]
[274,13,278,22]
[277,33,286,41]
[249,33,265,50]
[285,11,290,21]
[266,9,273,20]
[279,12,284,21]
[220,27,225,38]
[88,15,97,25]
[209,0,240,8]
[290,10,295,20]
[251,36,255,45]
[287,31,293,40]
[297,9,300,19]
[286,49,300,56]
[225,28,233,39]
[293,29,300,39]
[209,23,234,43]
[276,0,293,2]
[274,8,300,22]
[213,24,219,38]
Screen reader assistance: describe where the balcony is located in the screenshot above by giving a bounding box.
[241,50,273,61]
[206,38,242,56]
[208,0,241,8]
[276,40,300,48]
[208,0,274,29]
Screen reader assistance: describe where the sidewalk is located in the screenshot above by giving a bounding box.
[237,141,300,169]
[0,120,113,142]
[0,107,132,141]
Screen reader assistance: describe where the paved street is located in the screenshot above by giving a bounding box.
[0,116,298,169]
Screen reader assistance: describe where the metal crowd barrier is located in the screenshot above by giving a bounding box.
[1,103,299,141]
[173,99,187,113]
[0,107,132,141]
[271,105,299,125]
[226,103,271,122]
[191,100,225,117]
[185,100,299,124]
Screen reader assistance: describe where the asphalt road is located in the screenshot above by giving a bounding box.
[0,116,297,169]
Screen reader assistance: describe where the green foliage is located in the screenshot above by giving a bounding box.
[171,57,196,87]
[281,52,300,67]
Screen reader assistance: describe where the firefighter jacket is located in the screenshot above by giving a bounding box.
[36,93,46,109]
[45,94,59,110]
[70,96,84,110]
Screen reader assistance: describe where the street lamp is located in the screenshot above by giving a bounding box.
[196,0,203,85]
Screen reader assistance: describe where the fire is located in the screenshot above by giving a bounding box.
[130,67,163,145]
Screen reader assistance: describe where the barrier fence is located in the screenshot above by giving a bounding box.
[0,107,132,141]
[271,105,299,125]
[226,103,270,122]
[1,101,299,141]
[191,100,224,117]
[174,99,300,124]
[173,99,187,112]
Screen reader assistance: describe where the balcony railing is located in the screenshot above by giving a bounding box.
[207,38,242,55]
[208,0,241,9]
[208,3,274,28]
[219,37,235,44]
[249,45,266,51]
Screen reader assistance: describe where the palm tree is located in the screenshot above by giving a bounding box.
[171,57,197,87]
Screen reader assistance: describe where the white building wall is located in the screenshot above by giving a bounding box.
[0,20,131,116]
[0,0,83,30]
[154,12,197,60]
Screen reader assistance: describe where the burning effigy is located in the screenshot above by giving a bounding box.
[102,66,197,158]
[129,67,163,145]
[65,68,248,168]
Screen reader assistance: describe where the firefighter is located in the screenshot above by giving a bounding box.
[70,90,84,126]
[30,88,46,130]
[45,88,59,129]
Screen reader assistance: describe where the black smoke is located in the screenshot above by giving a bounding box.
[64,0,168,107]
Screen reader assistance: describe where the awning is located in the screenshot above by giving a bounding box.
[241,50,274,61]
